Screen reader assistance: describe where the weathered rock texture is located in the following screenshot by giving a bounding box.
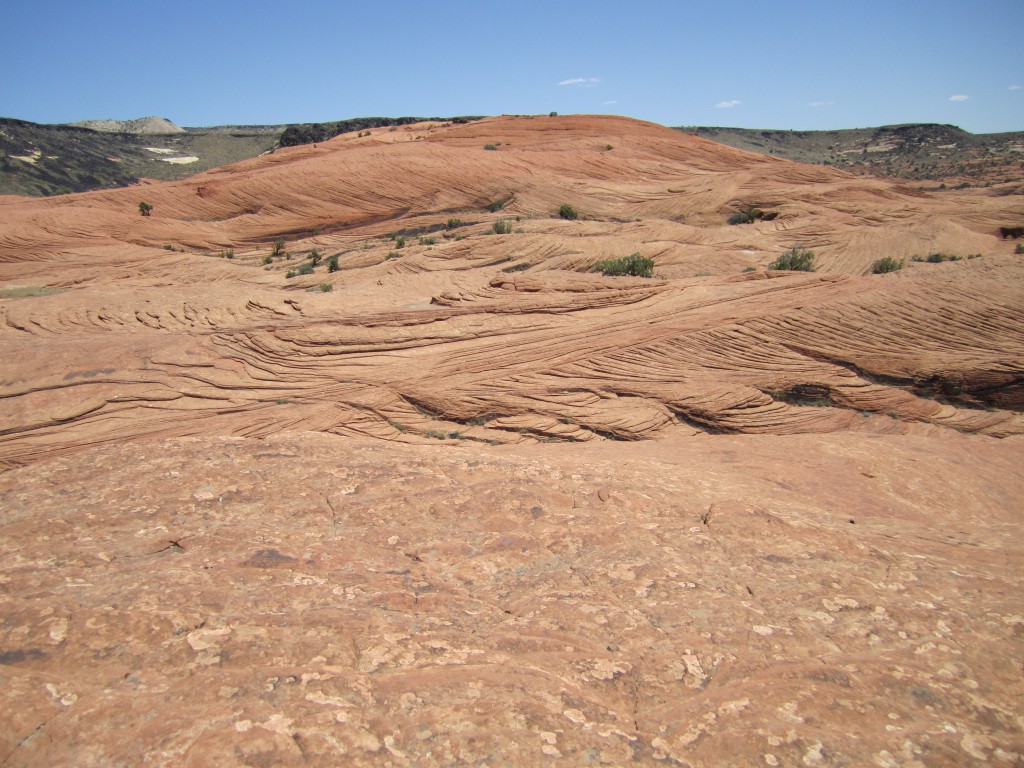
[0,115,1022,766]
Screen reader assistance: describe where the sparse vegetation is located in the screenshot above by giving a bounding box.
[309,249,322,266]
[727,206,779,225]
[386,252,401,260]
[492,219,512,235]
[1016,243,1024,254]
[592,253,654,278]
[327,255,339,272]
[926,252,948,263]
[502,263,531,273]
[221,250,235,259]
[487,199,506,213]
[768,247,816,272]
[262,255,273,265]
[297,263,314,276]
[871,257,903,274]
[395,237,406,249]
[0,286,65,299]
[558,203,578,220]
[446,218,462,229]
[138,201,153,217]
[419,236,436,245]
[271,239,286,257]
[742,266,757,272]
[317,284,332,292]
[483,144,498,151]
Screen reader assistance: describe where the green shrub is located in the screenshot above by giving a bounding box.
[605,144,614,151]
[487,199,505,213]
[727,208,756,225]
[138,201,152,217]
[163,244,175,251]
[309,249,322,266]
[396,237,406,249]
[271,239,285,257]
[262,255,273,265]
[592,253,654,278]
[742,266,756,272]
[285,269,297,279]
[1016,243,1024,254]
[492,219,512,235]
[221,249,235,259]
[483,144,498,151]
[769,247,816,272]
[446,218,462,229]
[558,203,578,220]
[420,236,436,245]
[871,257,903,274]
[297,263,314,275]
[926,252,947,263]
[327,255,339,272]
[549,111,558,117]
[318,283,332,292]
[386,252,401,260]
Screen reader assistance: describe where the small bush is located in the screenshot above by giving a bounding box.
[271,239,286,257]
[386,252,401,260]
[926,253,947,263]
[483,144,498,151]
[395,237,406,249]
[297,263,314,275]
[487,199,505,213]
[446,218,462,229]
[728,209,756,225]
[138,201,153,217]
[558,203,578,220]
[309,249,322,266]
[419,236,436,245]
[327,255,339,272]
[1016,243,1024,254]
[492,219,512,235]
[742,266,756,272]
[605,144,614,151]
[592,253,654,278]
[769,247,816,272]
[318,283,332,292]
[262,255,273,265]
[871,257,903,274]
[163,244,175,251]
[549,111,558,117]
[285,269,297,279]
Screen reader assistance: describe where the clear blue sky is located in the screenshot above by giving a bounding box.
[1,0,1021,133]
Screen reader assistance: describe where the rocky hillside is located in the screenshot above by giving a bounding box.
[677,123,1024,186]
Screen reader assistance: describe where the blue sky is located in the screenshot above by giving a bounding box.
[1,0,1020,132]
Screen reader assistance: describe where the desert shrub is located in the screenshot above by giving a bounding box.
[327,255,339,272]
[483,144,498,151]
[487,199,506,213]
[386,252,401,260]
[769,247,816,272]
[592,253,654,278]
[1016,243,1024,254]
[871,257,903,274]
[395,237,406,249]
[138,201,152,217]
[162,244,175,251]
[502,262,531,273]
[549,111,558,117]
[309,249,322,266]
[742,266,756,272]
[728,209,756,225]
[926,252,947,263]
[558,203,578,220]
[492,219,512,235]
[318,284,332,292]
[285,269,297,278]
[446,218,462,229]
[605,144,614,151]
[262,255,273,265]
[271,239,285,257]
[420,236,436,245]
[222,250,235,259]
[297,263,314,275]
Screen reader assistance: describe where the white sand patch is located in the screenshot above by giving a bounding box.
[145,147,176,154]
[161,156,200,165]
[12,150,42,164]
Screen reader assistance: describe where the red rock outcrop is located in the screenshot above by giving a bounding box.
[0,115,1022,765]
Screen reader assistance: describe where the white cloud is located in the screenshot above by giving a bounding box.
[559,77,601,87]
[602,100,618,106]
[1010,84,1021,90]
[808,100,835,107]
[949,94,969,102]
[716,99,741,109]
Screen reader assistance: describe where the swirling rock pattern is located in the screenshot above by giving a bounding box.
[0,115,1021,765]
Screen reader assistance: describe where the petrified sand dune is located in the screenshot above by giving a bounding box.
[0,115,1022,765]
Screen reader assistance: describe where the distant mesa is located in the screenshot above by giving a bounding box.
[69,116,185,134]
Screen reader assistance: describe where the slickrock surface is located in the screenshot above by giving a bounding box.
[0,115,1022,765]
